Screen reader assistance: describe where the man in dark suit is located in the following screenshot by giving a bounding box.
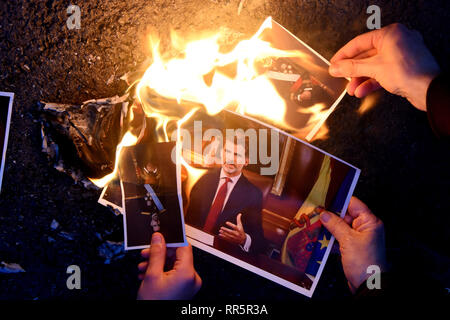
[186,136,266,255]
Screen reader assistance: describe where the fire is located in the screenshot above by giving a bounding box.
[91,17,333,188]
[136,17,313,130]
[176,107,208,198]
[90,131,138,188]
[357,91,381,115]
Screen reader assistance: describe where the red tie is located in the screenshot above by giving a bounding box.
[203,177,231,233]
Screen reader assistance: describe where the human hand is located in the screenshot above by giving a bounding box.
[137,233,202,300]
[329,23,441,111]
[320,197,387,293]
[219,213,246,245]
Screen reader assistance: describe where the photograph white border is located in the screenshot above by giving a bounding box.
[124,140,188,250]
[185,109,361,297]
[0,91,14,193]
[98,181,125,215]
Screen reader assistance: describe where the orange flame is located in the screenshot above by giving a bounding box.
[357,91,381,115]
[136,17,315,135]
[90,132,138,188]
[92,17,333,189]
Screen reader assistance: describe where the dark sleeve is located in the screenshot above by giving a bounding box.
[185,175,204,228]
[245,189,266,255]
[353,272,394,300]
[426,72,450,138]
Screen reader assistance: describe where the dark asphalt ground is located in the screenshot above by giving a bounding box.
[0,0,449,300]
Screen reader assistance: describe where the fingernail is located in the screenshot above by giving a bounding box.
[329,64,339,76]
[152,233,162,244]
[320,212,331,223]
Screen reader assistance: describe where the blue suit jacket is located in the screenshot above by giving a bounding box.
[186,169,266,254]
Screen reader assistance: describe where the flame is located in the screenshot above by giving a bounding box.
[177,108,208,200]
[136,16,315,134]
[89,131,138,188]
[357,91,381,115]
[91,17,334,189]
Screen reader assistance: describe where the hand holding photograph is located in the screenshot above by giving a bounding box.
[119,141,187,249]
[180,110,359,297]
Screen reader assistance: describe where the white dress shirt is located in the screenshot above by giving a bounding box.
[212,168,252,252]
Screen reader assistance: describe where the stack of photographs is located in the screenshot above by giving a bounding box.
[97,18,359,298]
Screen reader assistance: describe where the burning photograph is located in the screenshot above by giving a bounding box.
[98,178,125,215]
[135,17,348,144]
[180,110,360,296]
[0,92,13,193]
[256,19,349,140]
[119,140,187,249]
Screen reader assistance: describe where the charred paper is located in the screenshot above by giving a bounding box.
[119,141,186,249]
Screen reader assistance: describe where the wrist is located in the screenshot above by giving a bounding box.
[407,72,439,111]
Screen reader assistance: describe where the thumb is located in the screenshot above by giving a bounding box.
[146,232,166,277]
[329,57,377,79]
[236,213,243,228]
[320,211,352,243]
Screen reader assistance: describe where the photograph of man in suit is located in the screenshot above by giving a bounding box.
[185,135,266,255]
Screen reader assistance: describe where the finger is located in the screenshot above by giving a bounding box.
[354,78,382,98]
[219,227,239,238]
[348,197,380,231]
[219,232,238,242]
[220,226,237,233]
[329,56,378,78]
[138,261,148,272]
[352,213,374,230]
[347,77,370,96]
[219,230,238,239]
[173,244,194,271]
[348,196,373,218]
[225,221,238,230]
[353,48,378,60]
[320,211,352,243]
[343,213,354,226]
[219,233,236,241]
[236,213,243,229]
[141,248,150,259]
[331,29,382,63]
[219,231,239,242]
[347,197,377,231]
[194,271,202,292]
[145,232,166,277]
